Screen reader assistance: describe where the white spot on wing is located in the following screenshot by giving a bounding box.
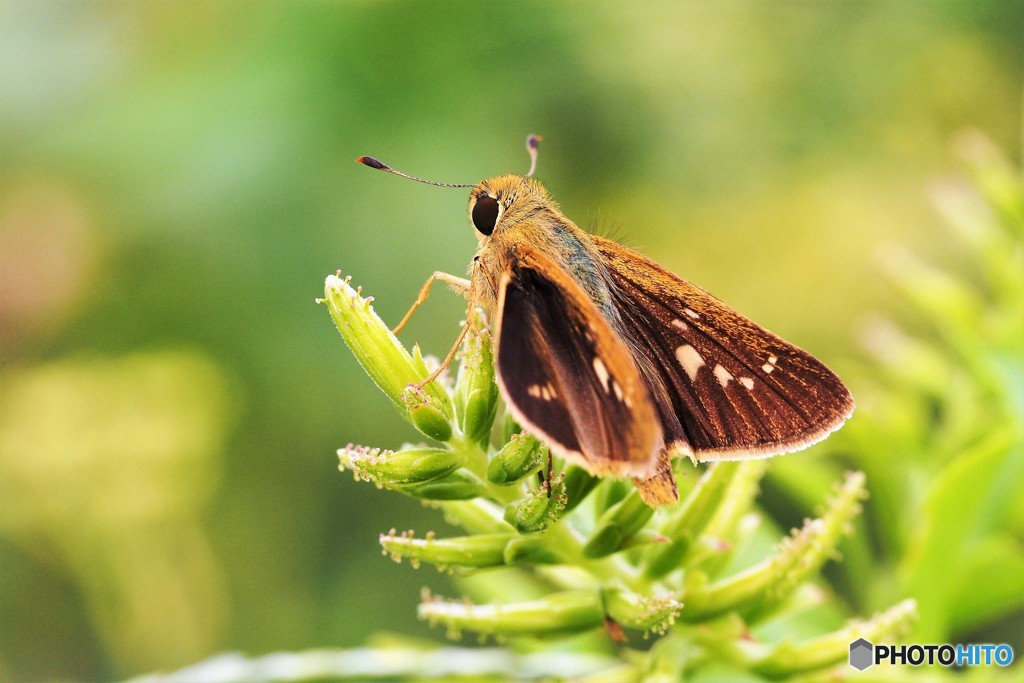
[529,383,557,400]
[762,355,778,374]
[684,308,700,319]
[675,344,705,380]
[671,318,689,331]
[593,358,611,393]
[713,363,734,387]
[612,381,624,401]
[740,377,754,390]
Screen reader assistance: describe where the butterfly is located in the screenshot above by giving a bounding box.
[357,136,854,506]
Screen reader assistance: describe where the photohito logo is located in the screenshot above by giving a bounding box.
[849,638,1014,670]
[849,638,874,671]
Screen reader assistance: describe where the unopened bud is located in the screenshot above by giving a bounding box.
[323,273,453,428]
[504,475,566,533]
[419,590,604,638]
[338,445,459,487]
[454,323,499,443]
[405,387,453,442]
[602,587,682,635]
[380,530,513,570]
[487,433,544,485]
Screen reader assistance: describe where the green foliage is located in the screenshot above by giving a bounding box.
[124,136,1022,683]
[876,133,1024,644]
[315,264,913,680]
[765,132,1024,658]
[3,2,1020,678]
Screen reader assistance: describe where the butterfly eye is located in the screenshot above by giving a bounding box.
[472,195,499,236]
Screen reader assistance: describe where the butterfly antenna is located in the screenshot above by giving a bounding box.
[355,156,473,188]
[525,134,541,177]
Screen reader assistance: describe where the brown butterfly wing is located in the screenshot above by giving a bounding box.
[593,236,854,460]
[494,245,662,478]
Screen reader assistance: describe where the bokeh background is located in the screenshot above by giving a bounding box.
[1,2,1021,680]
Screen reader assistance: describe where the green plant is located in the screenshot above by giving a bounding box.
[299,269,911,681]
[763,131,1024,662]
[127,134,1021,682]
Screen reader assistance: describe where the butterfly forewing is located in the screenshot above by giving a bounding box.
[494,245,662,477]
[594,236,854,460]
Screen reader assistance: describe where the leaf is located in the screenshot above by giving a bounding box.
[900,426,1024,641]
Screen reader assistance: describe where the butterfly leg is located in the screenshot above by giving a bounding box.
[473,255,500,301]
[536,448,555,496]
[546,448,554,498]
[392,271,471,335]
[413,299,475,389]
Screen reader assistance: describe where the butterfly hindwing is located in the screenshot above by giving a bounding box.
[593,236,854,460]
[494,245,662,478]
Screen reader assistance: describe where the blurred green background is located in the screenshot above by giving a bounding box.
[0,1,1021,680]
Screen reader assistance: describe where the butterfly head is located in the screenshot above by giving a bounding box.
[356,134,559,246]
[468,175,550,241]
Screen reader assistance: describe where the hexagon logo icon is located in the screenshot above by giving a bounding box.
[849,638,874,671]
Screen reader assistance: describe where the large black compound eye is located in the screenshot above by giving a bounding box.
[472,195,500,236]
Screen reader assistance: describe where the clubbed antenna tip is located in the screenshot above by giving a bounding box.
[526,134,542,177]
[356,156,388,170]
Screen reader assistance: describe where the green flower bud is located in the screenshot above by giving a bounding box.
[404,470,487,500]
[583,489,654,558]
[487,433,544,485]
[741,470,867,623]
[338,445,459,487]
[379,530,514,570]
[503,475,566,533]
[682,471,867,622]
[327,271,891,677]
[322,273,452,425]
[751,599,917,678]
[602,587,683,636]
[419,590,604,638]
[405,386,453,442]
[454,323,499,443]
